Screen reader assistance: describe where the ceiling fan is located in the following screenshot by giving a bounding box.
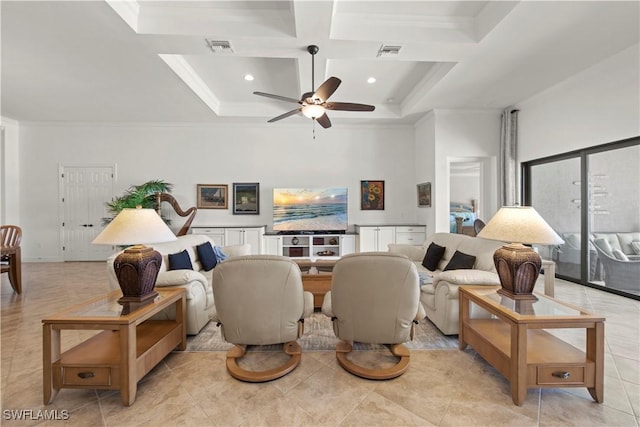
[253,45,375,129]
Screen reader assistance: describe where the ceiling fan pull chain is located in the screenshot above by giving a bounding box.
[313,120,316,140]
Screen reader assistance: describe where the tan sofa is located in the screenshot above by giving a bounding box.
[107,234,250,335]
[389,233,504,335]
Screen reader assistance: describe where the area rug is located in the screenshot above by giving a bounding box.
[186,312,458,352]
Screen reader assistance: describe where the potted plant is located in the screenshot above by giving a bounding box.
[103,180,173,224]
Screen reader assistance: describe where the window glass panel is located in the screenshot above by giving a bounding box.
[588,145,640,296]
[529,157,582,281]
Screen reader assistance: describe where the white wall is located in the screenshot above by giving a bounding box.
[413,112,436,233]
[0,117,20,226]
[18,122,418,260]
[518,44,640,160]
[433,109,501,232]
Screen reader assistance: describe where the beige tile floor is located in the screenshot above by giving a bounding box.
[1,262,639,426]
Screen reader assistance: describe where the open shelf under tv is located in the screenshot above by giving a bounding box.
[281,234,343,259]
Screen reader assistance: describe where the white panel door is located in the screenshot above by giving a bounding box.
[61,166,114,261]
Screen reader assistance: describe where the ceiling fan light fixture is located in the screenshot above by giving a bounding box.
[302,104,325,119]
[244,74,254,81]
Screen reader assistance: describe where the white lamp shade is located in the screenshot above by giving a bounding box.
[92,208,177,245]
[477,206,564,246]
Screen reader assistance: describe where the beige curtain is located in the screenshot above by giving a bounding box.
[500,108,519,206]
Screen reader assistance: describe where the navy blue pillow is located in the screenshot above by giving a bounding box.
[197,241,218,271]
[422,243,446,272]
[168,250,193,271]
[443,250,476,271]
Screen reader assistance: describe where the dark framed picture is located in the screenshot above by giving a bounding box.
[360,180,385,210]
[233,182,260,215]
[417,182,431,207]
[197,184,228,209]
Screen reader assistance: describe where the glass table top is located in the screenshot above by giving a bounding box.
[467,287,595,318]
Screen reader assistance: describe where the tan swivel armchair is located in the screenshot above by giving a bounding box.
[211,255,314,382]
[322,252,425,380]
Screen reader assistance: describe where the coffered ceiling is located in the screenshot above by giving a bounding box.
[2,1,638,125]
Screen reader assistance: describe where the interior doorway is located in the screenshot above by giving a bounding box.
[59,166,115,261]
[447,156,496,233]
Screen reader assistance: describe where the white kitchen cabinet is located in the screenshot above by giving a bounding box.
[191,226,265,254]
[355,226,396,252]
[189,227,226,246]
[225,227,264,254]
[263,235,283,256]
[394,226,427,246]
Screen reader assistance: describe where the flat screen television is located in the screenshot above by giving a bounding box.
[273,188,348,232]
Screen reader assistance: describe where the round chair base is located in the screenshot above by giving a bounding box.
[335,341,410,380]
[226,341,301,382]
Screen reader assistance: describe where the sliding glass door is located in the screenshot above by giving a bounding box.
[523,137,639,300]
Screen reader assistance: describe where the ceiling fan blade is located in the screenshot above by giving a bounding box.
[313,77,341,102]
[325,102,375,112]
[316,113,332,129]
[267,108,301,123]
[254,92,302,104]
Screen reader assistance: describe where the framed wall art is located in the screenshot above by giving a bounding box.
[197,184,228,209]
[360,180,385,210]
[417,182,431,207]
[233,182,260,215]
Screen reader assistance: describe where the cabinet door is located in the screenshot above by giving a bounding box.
[263,236,282,256]
[224,228,244,246]
[358,227,378,252]
[191,227,226,246]
[244,228,263,254]
[340,235,356,256]
[377,227,396,251]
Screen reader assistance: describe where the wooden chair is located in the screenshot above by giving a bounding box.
[1,225,22,294]
[155,193,197,236]
[473,219,486,236]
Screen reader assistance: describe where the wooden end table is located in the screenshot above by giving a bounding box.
[43,287,186,406]
[459,286,604,406]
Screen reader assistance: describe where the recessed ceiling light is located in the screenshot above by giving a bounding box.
[244,74,254,81]
[367,77,376,84]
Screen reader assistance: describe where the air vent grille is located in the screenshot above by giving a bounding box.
[377,45,402,58]
[206,39,234,53]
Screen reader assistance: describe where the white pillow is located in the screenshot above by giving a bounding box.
[594,238,613,256]
[612,249,629,261]
[631,241,640,255]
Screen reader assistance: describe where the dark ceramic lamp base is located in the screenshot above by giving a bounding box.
[494,243,541,301]
[113,245,162,304]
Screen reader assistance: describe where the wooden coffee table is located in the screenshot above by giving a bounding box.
[43,287,186,406]
[301,274,332,309]
[459,286,604,406]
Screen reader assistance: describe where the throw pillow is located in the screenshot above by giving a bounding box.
[594,238,613,257]
[422,243,446,272]
[168,249,193,271]
[196,241,217,271]
[444,250,476,271]
[631,241,640,255]
[213,246,228,262]
[612,249,629,261]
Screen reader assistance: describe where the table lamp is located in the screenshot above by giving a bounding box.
[477,206,564,300]
[92,207,177,303]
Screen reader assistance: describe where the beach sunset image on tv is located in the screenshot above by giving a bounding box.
[273,188,348,231]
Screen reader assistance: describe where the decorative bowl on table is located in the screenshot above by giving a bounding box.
[316,250,335,256]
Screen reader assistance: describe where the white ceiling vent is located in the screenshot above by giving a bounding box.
[206,39,234,53]
[377,45,401,58]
